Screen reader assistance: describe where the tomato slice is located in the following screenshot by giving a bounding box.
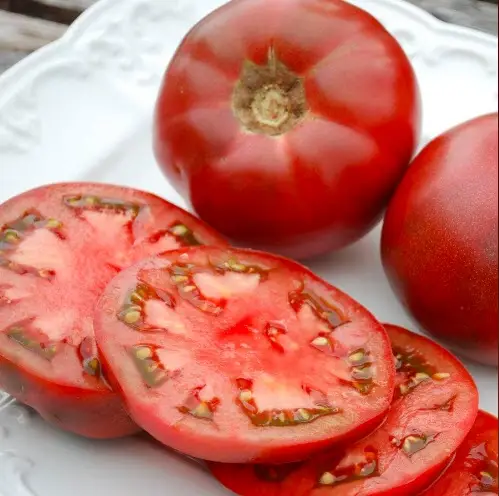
[421,410,498,496]
[0,183,227,438]
[94,247,395,462]
[207,323,479,495]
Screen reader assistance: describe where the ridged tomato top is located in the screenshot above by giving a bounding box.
[154,0,420,256]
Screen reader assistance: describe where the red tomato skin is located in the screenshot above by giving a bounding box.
[154,0,421,260]
[381,113,498,366]
[0,356,137,439]
[421,410,498,496]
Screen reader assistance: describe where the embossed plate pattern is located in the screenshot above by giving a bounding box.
[0,0,498,494]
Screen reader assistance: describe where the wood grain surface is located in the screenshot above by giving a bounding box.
[0,0,498,74]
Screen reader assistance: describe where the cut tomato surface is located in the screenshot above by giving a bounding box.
[0,183,227,438]
[94,247,395,462]
[421,410,498,496]
[208,323,479,495]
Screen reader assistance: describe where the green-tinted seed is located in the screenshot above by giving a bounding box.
[170,224,189,236]
[171,275,189,283]
[84,358,100,376]
[319,472,336,485]
[135,346,153,360]
[4,230,20,243]
[403,435,426,455]
[414,372,430,382]
[432,372,450,380]
[45,219,62,229]
[349,350,366,364]
[239,390,253,402]
[191,402,213,419]
[296,408,311,421]
[124,309,141,324]
[352,366,373,381]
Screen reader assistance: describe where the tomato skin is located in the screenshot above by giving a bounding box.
[0,357,136,439]
[421,410,498,496]
[208,323,479,496]
[0,182,228,439]
[154,0,421,259]
[381,113,498,366]
[94,246,395,463]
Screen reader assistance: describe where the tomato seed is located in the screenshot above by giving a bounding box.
[319,472,336,485]
[432,372,451,380]
[168,223,202,247]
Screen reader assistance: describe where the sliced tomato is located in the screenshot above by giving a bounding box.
[207,323,479,495]
[94,247,395,462]
[421,410,498,496]
[0,183,227,438]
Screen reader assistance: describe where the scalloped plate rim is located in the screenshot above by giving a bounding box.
[0,0,497,104]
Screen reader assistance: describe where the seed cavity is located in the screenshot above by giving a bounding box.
[63,195,142,217]
[118,282,175,332]
[289,287,348,330]
[0,211,63,279]
[236,379,341,427]
[178,386,220,421]
[6,321,57,361]
[169,263,224,315]
[317,448,379,486]
[168,223,202,246]
[217,257,270,281]
[265,322,287,353]
[131,345,168,388]
[393,347,444,399]
[396,433,436,457]
[78,336,101,377]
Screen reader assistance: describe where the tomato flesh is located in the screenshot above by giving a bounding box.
[94,247,394,462]
[0,183,227,438]
[381,113,498,366]
[154,0,420,259]
[208,323,479,495]
[421,410,498,496]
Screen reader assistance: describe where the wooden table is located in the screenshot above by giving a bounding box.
[0,0,498,74]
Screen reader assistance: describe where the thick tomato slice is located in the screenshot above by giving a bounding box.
[154,0,420,259]
[421,410,498,496]
[0,183,227,438]
[94,247,394,463]
[207,323,479,495]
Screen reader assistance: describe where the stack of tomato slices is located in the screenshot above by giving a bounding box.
[0,183,496,495]
[0,183,227,438]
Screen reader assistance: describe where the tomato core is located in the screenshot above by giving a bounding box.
[232,48,307,136]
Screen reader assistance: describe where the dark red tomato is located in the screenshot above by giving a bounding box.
[0,183,227,438]
[94,246,395,462]
[381,113,498,366]
[421,410,498,496]
[207,323,479,495]
[154,0,420,260]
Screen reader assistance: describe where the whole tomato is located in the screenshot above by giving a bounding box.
[382,113,498,366]
[154,0,421,259]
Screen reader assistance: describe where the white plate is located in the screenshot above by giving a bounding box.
[0,0,497,494]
